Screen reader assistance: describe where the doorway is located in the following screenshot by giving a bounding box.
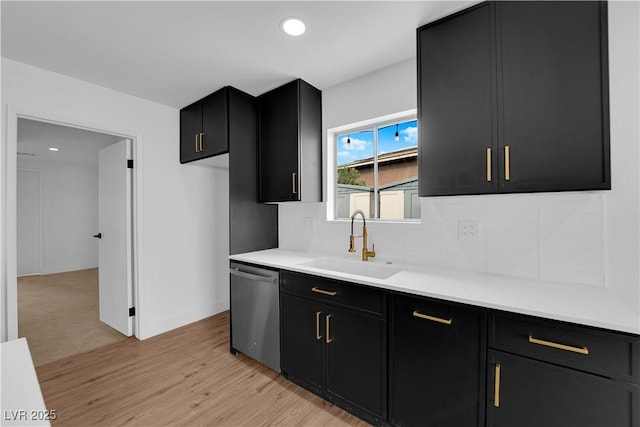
[12,116,138,365]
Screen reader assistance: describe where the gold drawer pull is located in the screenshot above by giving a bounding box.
[326,315,333,344]
[312,287,337,296]
[494,363,501,408]
[315,311,322,340]
[504,145,510,181]
[528,336,589,355]
[412,311,452,325]
[486,148,492,182]
[292,172,297,194]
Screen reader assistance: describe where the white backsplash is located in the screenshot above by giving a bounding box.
[279,191,606,287]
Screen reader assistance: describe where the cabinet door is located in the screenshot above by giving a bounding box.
[498,1,610,192]
[201,89,229,157]
[325,305,386,421]
[258,80,300,202]
[418,2,497,196]
[390,294,486,427]
[179,101,203,163]
[487,350,638,427]
[280,293,324,394]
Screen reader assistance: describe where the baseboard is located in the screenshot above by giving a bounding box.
[138,299,230,340]
[41,264,99,275]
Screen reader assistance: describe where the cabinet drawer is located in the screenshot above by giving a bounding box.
[489,313,639,383]
[281,271,385,316]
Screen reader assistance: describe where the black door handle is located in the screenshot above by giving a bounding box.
[93,233,102,239]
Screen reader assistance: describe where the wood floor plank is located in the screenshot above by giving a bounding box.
[36,311,369,426]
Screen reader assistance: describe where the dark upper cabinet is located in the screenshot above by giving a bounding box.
[180,87,230,164]
[390,293,487,427]
[418,1,610,196]
[418,2,497,196]
[498,1,610,193]
[258,79,322,202]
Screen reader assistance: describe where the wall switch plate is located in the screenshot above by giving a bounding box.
[458,220,481,240]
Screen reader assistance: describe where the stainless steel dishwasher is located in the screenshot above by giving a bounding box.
[229,262,280,372]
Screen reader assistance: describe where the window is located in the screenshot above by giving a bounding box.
[330,111,420,221]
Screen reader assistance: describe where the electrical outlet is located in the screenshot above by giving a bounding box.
[458,220,481,240]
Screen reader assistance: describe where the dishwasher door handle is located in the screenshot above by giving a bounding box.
[230,268,277,283]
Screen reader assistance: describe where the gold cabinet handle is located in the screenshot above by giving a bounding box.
[195,134,200,152]
[494,364,501,408]
[486,148,492,182]
[528,336,589,355]
[315,311,322,340]
[325,314,332,344]
[312,287,337,296]
[292,172,297,194]
[199,133,205,152]
[412,310,452,325]
[504,145,510,181]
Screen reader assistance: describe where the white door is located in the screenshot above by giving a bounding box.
[98,139,132,336]
[17,170,41,276]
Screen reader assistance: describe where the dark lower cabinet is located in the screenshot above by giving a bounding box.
[280,294,325,393]
[280,293,323,393]
[486,350,638,427]
[325,304,386,419]
[390,293,486,427]
[277,269,639,427]
[280,274,387,425]
[487,313,639,427]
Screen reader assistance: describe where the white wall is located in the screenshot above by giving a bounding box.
[17,169,40,275]
[1,58,230,341]
[279,1,640,314]
[18,158,99,275]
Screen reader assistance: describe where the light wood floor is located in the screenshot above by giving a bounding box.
[36,311,370,426]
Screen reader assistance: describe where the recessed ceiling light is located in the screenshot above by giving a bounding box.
[48,147,59,152]
[281,17,306,36]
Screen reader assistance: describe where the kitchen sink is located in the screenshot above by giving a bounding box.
[301,257,400,279]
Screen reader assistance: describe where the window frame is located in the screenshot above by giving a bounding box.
[327,109,420,223]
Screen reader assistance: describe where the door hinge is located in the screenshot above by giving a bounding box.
[127,159,134,169]
[129,307,136,317]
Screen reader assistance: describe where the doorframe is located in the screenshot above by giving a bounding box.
[5,105,143,340]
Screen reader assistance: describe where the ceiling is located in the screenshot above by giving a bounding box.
[1,1,477,109]
[17,118,122,165]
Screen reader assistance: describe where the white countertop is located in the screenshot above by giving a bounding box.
[1,338,51,427]
[230,249,640,335]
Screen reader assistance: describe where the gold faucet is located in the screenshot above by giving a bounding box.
[348,209,376,261]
